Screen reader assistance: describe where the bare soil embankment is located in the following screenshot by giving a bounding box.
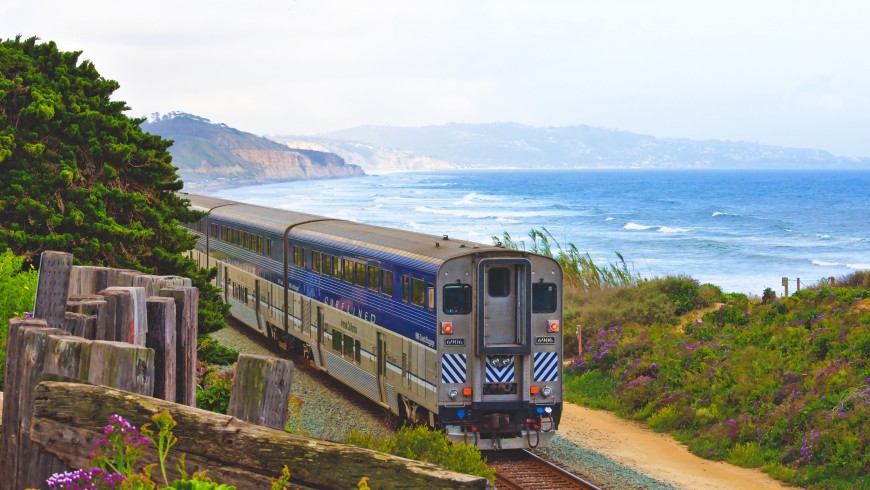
[558,402,799,490]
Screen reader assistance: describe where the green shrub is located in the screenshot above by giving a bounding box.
[0,251,39,390]
[563,370,620,410]
[727,442,768,468]
[562,275,870,488]
[196,363,234,414]
[648,406,682,432]
[346,425,495,482]
[197,335,239,365]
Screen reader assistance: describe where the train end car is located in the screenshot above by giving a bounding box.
[180,193,563,451]
[436,252,563,450]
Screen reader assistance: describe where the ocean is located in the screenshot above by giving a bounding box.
[208,169,870,295]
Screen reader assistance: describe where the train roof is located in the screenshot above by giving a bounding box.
[182,193,509,265]
[184,193,328,235]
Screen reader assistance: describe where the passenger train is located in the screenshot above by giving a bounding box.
[182,193,563,450]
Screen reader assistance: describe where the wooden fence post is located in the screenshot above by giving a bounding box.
[86,341,155,397]
[43,334,93,381]
[33,251,74,329]
[0,319,69,490]
[146,296,177,402]
[98,287,148,345]
[228,354,295,430]
[159,286,199,406]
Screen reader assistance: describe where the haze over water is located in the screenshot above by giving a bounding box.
[211,169,870,295]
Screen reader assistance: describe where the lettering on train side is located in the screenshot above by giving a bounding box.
[340,320,358,334]
[415,332,435,348]
[322,295,377,324]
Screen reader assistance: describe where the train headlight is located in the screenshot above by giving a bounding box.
[448,389,459,400]
[547,320,560,332]
[542,386,553,397]
[440,322,453,335]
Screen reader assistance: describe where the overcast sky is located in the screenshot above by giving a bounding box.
[3,0,869,157]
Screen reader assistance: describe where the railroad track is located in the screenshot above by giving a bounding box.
[486,449,602,490]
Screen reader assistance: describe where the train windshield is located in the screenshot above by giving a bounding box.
[532,282,558,313]
[443,283,472,314]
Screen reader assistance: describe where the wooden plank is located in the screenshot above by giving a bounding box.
[228,354,294,430]
[117,270,142,287]
[5,324,69,490]
[68,265,113,295]
[43,335,92,381]
[98,287,147,345]
[146,296,177,402]
[86,341,155,397]
[31,382,493,490]
[62,311,88,336]
[104,268,135,288]
[66,297,105,340]
[33,251,74,329]
[159,286,198,406]
[0,318,47,489]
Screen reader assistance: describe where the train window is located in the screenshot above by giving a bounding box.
[402,275,410,303]
[312,251,321,274]
[293,246,306,268]
[488,267,511,297]
[354,263,366,287]
[322,255,330,277]
[266,238,272,256]
[343,260,354,282]
[427,284,435,311]
[343,334,354,358]
[411,278,425,307]
[367,266,379,291]
[381,270,394,296]
[443,283,472,314]
[532,282,558,313]
[332,256,341,278]
[332,329,343,352]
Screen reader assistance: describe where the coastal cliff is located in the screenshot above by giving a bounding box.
[142,113,364,184]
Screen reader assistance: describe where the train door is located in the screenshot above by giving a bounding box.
[377,332,389,405]
[302,298,311,335]
[477,258,532,398]
[254,279,263,333]
[313,306,325,370]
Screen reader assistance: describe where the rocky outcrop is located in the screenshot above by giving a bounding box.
[142,113,364,183]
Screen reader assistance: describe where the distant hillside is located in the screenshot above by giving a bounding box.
[314,123,870,169]
[268,136,456,173]
[142,113,364,184]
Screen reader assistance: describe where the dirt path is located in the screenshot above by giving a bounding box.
[558,403,798,489]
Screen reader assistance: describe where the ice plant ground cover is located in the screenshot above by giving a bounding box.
[565,275,870,490]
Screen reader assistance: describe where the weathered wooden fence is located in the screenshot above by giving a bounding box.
[0,251,492,489]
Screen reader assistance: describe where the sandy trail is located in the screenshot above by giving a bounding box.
[557,402,798,490]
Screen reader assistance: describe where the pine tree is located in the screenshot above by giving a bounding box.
[0,36,227,334]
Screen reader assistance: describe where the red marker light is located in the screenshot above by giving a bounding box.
[441,322,454,335]
[547,320,560,332]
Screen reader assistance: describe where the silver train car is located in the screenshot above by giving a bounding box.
[183,193,563,449]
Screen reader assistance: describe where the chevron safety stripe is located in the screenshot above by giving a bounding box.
[485,359,516,383]
[533,352,559,382]
[441,354,467,384]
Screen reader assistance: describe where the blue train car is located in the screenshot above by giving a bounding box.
[183,193,563,449]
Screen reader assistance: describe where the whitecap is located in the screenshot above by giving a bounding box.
[815,233,831,239]
[712,211,725,217]
[605,217,616,221]
[812,260,841,267]
[658,226,691,233]
[847,263,870,270]
[624,222,656,231]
